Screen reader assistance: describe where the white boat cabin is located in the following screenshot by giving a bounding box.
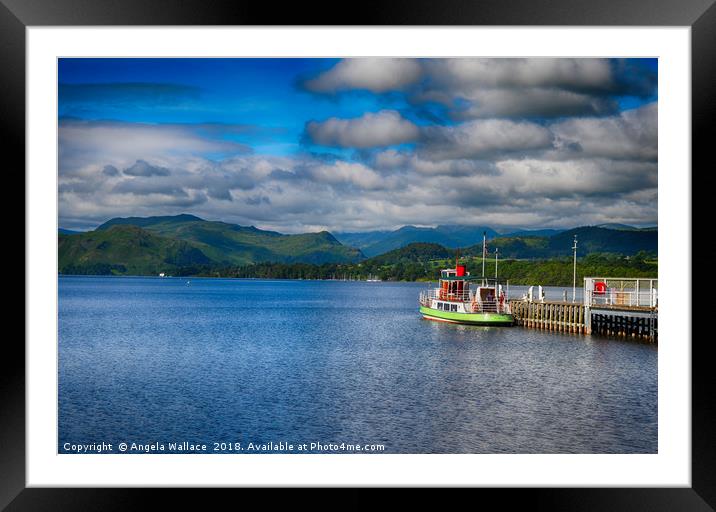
[419,263,510,314]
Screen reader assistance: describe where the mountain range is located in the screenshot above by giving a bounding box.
[59,214,363,275]
[463,226,657,259]
[58,215,658,276]
[334,225,500,257]
[333,223,653,257]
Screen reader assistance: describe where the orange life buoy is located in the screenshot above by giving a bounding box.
[594,281,607,294]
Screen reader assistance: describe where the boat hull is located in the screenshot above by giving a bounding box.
[419,305,514,326]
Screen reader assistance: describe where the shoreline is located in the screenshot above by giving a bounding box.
[57,273,609,289]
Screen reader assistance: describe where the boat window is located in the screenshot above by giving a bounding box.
[437,302,443,310]
[451,304,457,312]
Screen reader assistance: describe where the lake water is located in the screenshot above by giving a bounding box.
[58,276,657,454]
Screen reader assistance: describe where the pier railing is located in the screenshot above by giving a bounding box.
[420,289,474,303]
[420,289,512,314]
[583,278,657,309]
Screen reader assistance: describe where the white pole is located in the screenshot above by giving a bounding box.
[572,235,578,303]
[482,231,486,284]
[495,247,498,279]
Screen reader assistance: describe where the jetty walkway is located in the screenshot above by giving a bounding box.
[509,277,657,342]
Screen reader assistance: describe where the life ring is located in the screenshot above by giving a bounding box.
[594,281,607,294]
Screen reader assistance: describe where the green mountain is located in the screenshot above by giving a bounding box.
[464,226,657,259]
[366,242,453,265]
[60,214,364,275]
[59,225,212,275]
[335,223,657,257]
[59,215,657,277]
[595,223,657,232]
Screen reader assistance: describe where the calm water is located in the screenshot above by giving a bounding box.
[58,276,657,454]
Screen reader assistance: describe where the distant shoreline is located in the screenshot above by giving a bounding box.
[57,273,643,289]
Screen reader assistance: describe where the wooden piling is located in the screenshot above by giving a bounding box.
[508,299,656,343]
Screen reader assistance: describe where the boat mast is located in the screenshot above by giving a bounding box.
[481,231,486,284]
[495,247,498,279]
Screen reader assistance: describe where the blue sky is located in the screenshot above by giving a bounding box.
[59,58,428,157]
[58,58,658,232]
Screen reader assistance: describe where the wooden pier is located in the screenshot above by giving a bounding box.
[509,300,586,334]
[509,299,657,342]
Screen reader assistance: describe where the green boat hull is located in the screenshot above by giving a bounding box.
[419,305,514,326]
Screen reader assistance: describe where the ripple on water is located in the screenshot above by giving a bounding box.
[58,276,657,454]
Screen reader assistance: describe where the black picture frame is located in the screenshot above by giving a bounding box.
[4,0,713,507]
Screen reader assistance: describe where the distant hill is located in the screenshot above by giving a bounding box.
[335,225,499,257]
[549,226,657,255]
[59,215,658,276]
[475,236,551,259]
[58,228,82,235]
[595,223,639,231]
[366,242,453,265]
[59,225,212,275]
[330,230,393,250]
[335,223,658,257]
[464,226,657,259]
[595,223,657,232]
[60,214,363,275]
[500,228,564,237]
[97,213,206,230]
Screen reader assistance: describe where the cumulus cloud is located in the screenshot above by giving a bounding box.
[58,58,658,232]
[102,164,120,176]
[59,118,251,176]
[449,88,618,119]
[112,178,186,196]
[420,119,554,160]
[123,160,171,177]
[495,158,657,197]
[303,58,422,93]
[306,58,656,120]
[551,102,657,161]
[304,161,391,190]
[59,148,657,233]
[423,58,615,93]
[306,110,420,148]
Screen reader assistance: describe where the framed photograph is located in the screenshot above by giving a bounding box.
[6,0,713,506]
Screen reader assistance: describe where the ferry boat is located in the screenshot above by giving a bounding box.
[419,263,514,326]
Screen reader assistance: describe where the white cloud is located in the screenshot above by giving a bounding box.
[306,161,391,190]
[304,58,422,93]
[495,158,657,197]
[306,110,420,148]
[420,119,554,160]
[373,149,409,169]
[58,119,250,176]
[59,149,657,233]
[423,58,614,92]
[450,88,617,119]
[306,58,655,120]
[551,102,657,160]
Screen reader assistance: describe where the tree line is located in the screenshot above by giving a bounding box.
[160,251,656,286]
